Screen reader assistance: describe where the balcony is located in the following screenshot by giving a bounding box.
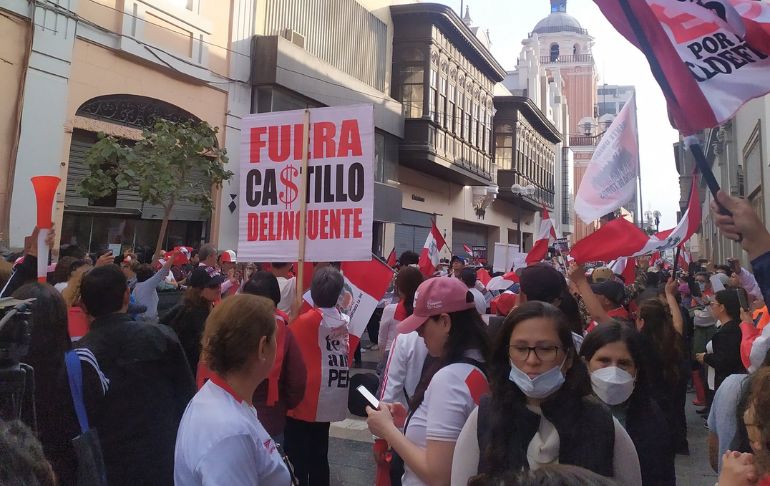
[540,54,594,64]
[569,134,603,147]
[400,119,494,186]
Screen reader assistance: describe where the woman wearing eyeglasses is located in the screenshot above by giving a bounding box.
[696,290,747,392]
[451,302,642,486]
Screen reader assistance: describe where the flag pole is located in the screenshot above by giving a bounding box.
[615,1,730,215]
[295,109,311,309]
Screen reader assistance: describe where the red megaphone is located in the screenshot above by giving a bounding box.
[31,176,60,229]
[31,176,60,282]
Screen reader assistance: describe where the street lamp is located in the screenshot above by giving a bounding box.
[511,183,536,250]
[644,210,661,234]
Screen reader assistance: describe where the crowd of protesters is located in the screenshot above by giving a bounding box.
[1,189,770,486]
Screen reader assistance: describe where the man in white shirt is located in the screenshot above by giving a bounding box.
[270,262,296,315]
[460,267,487,315]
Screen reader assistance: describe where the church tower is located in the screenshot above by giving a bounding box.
[531,0,600,240]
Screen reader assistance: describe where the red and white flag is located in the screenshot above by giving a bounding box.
[609,257,638,285]
[574,94,639,223]
[571,177,702,263]
[486,271,520,291]
[418,222,447,276]
[386,247,397,267]
[526,206,559,265]
[463,244,473,256]
[594,0,770,135]
[302,257,394,358]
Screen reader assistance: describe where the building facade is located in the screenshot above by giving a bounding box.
[679,94,770,267]
[1,0,254,255]
[247,0,405,258]
[390,3,554,264]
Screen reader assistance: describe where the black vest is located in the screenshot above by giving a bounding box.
[476,385,615,478]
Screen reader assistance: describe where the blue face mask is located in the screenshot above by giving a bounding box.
[698,282,707,292]
[508,358,566,399]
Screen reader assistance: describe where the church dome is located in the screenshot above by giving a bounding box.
[532,0,587,35]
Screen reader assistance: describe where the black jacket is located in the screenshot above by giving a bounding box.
[160,303,210,375]
[77,313,196,486]
[476,386,615,478]
[704,320,746,391]
[624,391,676,486]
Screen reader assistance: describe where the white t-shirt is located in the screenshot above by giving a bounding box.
[380,331,429,409]
[377,304,399,353]
[277,276,296,314]
[174,378,291,486]
[402,359,488,486]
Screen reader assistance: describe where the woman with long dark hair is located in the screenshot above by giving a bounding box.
[580,322,675,485]
[451,302,641,486]
[12,282,109,485]
[366,277,490,486]
[378,267,424,376]
[637,279,690,454]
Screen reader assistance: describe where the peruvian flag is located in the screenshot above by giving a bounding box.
[302,257,394,360]
[463,244,473,255]
[525,206,558,265]
[418,222,447,276]
[386,247,397,267]
[487,271,520,291]
[476,268,492,287]
[610,257,638,285]
[594,0,770,135]
[571,177,702,263]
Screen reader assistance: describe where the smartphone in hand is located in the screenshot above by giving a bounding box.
[357,385,380,410]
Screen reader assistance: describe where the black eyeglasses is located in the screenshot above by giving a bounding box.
[509,345,561,363]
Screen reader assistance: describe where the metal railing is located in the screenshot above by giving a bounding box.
[540,54,593,64]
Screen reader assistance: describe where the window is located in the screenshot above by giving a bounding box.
[550,43,560,62]
[495,125,513,170]
[401,65,424,118]
[439,77,447,128]
[430,69,438,122]
[448,83,456,133]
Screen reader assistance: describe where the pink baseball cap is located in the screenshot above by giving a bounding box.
[397,277,476,334]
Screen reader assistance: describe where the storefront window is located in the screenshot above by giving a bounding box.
[61,213,204,259]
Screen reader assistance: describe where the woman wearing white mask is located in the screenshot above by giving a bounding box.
[451,302,642,486]
[580,321,675,486]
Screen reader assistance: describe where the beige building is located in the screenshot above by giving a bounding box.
[678,94,770,266]
[1,0,253,254]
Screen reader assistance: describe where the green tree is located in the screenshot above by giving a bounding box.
[80,119,232,258]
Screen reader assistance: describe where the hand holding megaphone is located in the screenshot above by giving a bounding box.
[24,225,56,258]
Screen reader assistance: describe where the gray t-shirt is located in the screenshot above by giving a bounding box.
[708,373,748,471]
[132,266,170,321]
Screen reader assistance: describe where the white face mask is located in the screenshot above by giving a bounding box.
[508,358,566,399]
[590,366,635,406]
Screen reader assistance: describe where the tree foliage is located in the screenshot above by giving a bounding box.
[80,119,232,256]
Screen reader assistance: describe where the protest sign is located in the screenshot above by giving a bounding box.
[238,105,374,262]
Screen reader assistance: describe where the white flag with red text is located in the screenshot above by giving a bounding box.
[574,95,639,223]
[418,222,447,276]
[594,0,770,135]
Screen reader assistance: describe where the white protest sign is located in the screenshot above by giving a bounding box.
[238,105,374,262]
[493,243,523,273]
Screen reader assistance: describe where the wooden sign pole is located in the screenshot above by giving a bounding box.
[294,109,312,311]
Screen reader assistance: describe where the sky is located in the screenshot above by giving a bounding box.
[435,0,682,229]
